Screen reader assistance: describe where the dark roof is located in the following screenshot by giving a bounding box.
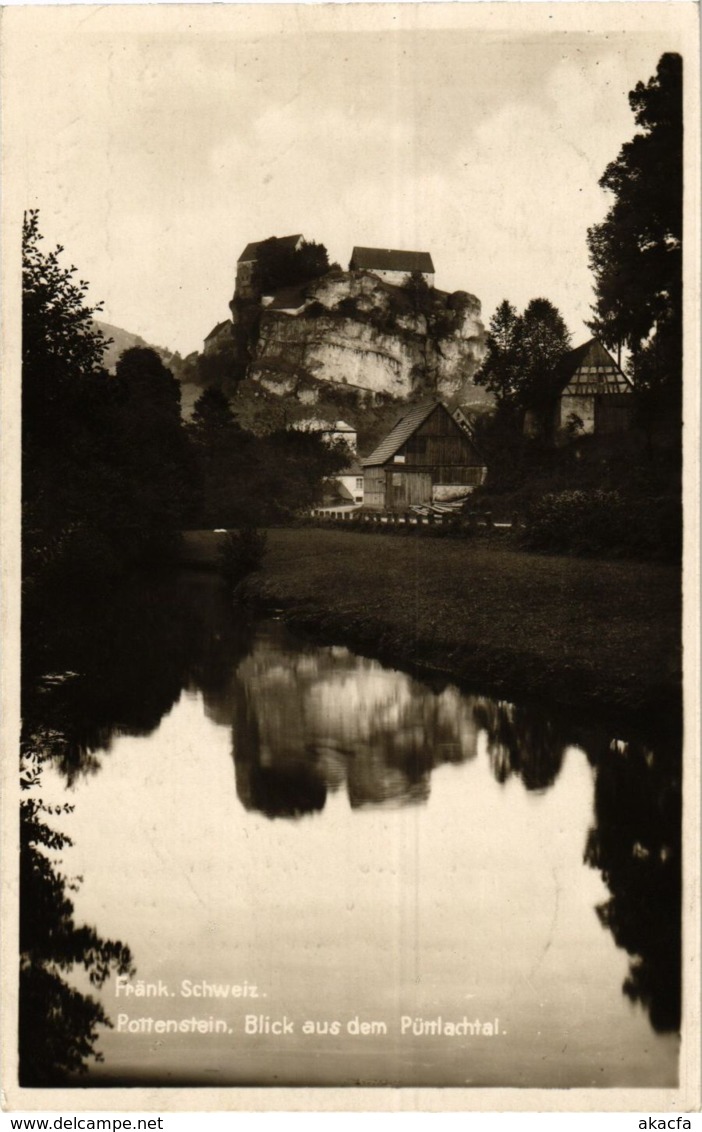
[350,247,435,275]
[238,234,302,263]
[553,338,634,396]
[361,401,440,467]
[204,320,231,341]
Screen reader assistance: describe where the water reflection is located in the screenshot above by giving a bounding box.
[473,698,566,792]
[19,749,134,1085]
[227,627,581,811]
[21,571,682,1081]
[584,738,681,1033]
[229,633,482,814]
[22,574,255,784]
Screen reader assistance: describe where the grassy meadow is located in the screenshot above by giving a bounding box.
[180,528,681,720]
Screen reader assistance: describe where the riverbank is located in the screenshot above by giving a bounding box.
[180,528,681,721]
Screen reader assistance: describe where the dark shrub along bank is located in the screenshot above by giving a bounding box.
[521,490,681,560]
[220,527,268,588]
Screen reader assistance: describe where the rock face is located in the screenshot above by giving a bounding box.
[235,270,487,406]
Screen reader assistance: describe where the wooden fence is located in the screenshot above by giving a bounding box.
[310,509,516,534]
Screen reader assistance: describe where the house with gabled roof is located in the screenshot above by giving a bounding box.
[349,247,435,289]
[322,457,365,506]
[361,400,486,511]
[236,234,303,299]
[524,337,635,445]
[203,319,232,355]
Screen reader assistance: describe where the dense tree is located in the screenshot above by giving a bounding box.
[474,297,570,415]
[115,346,181,421]
[22,216,195,582]
[473,300,523,410]
[258,428,349,519]
[188,387,254,527]
[191,385,238,434]
[20,749,134,1083]
[109,347,196,539]
[587,53,682,403]
[22,212,114,575]
[518,298,572,407]
[401,270,433,315]
[196,341,248,395]
[187,385,350,527]
[22,211,110,419]
[254,237,332,294]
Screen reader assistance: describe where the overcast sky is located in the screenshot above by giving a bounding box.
[4,5,687,357]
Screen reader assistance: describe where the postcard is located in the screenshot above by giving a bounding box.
[1,1,699,1115]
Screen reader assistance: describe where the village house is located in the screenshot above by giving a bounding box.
[361,400,487,512]
[203,320,232,355]
[323,457,365,506]
[524,337,635,445]
[235,234,303,300]
[349,247,435,289]
[295,418,363,513]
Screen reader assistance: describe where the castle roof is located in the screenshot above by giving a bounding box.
[350,246,435,275]
[238,234,303,263]
[204,320,231,341]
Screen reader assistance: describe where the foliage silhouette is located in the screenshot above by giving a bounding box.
[22,216,195,585]
[472,697,566,792]
[254,237,332,295]
[584,738,681,1032]
[474,296,570,419]
[19,749,134,1085]
[587,53,682,448]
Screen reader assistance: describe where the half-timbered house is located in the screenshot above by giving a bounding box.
[524,337,635,444]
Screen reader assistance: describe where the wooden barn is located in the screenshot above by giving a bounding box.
[361,401,487,512]
[524,338,635,445]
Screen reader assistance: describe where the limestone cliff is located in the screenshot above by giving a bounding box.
[233,269,487,407]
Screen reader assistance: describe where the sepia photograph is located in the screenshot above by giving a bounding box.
[1,1,699,1113]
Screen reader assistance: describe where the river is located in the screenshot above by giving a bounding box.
[20,571,681,1088]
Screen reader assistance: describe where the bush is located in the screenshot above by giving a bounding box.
[334,296,359,318]
[522,489,680,559]
[523,490,622,553]
[219,527,268,587]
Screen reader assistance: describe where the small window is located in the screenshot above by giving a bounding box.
[393,454,406,464]
[392,473,403,486]
[356,478,363,491]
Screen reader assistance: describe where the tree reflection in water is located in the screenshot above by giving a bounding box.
[22,573,255,784]
[584,737,682,1033]
[21,573,683,1073]
[20,573,253,1084]
[19,746,134,1085]
[227,624,682,1038]
[472,697,566,791]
